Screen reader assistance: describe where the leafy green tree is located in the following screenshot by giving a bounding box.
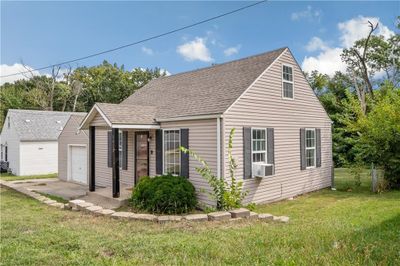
[349,82,400,187]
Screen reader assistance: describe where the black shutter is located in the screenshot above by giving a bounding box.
[300,128,306,170]
[316,128,322,167]
[156,129,163,175]
[121,131,128,170]
[266,128,275,175]
[180,129,189,178]
[107,131,112,168]
[243,127,252,179]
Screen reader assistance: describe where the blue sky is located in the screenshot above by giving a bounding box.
[1,1,399,83]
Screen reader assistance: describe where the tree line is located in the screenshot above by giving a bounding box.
[307,20,399,187]
[0,61,165,128]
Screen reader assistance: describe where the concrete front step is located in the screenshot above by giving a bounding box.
[82,191,130,209]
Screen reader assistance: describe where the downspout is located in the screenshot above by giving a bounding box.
[217,117,221,179]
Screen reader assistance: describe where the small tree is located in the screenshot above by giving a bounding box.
[180,128,247,210]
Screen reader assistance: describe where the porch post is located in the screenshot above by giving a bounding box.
[89,126,96,191]
[112,128,120,198]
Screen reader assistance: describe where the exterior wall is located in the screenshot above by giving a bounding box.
[223,49,333,204]
[160,119,217,205]
[0,114,21,175]
[58,116,89,182]
[19,141,58,176]
[91,113,109,127]
[93,126,156,188]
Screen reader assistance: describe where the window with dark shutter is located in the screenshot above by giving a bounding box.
[316,128,322,167]
[122,131,128,170]
[300,128,306,170]
[180,129,189,178]
[155,129,163,175]
[243,127,252,179]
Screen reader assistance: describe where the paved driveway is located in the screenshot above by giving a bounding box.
[8,178,88,200]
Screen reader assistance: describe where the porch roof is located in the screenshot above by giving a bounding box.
[80,103,160,129]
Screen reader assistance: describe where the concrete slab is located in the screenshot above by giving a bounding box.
[76,202,94,211]
[207,211,231,221]
[184,214,208,222]
[8,179,88,200]
[131,213,158,222]
[81,186,131,209]
[229,208,250,218]
[94,209,115,216]
[158,215,183,223]
[85,206,103,213]
[111,212,134,220]
[259,213,274,221]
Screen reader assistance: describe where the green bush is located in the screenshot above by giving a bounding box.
[131,174,197,214]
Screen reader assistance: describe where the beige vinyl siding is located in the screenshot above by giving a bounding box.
[58,115,88,181]
[224,49,332,204]
[91,113,109,127]
[161,119,217,206]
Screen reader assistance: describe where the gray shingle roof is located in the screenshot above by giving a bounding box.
[7,109,86,141]
[122,47,286,120]
[96,103,158,125]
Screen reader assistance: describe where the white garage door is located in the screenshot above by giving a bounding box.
[70,146,87,184]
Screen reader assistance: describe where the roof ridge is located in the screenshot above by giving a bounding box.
[154,47,287,80]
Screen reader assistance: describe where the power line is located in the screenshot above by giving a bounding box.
[1,0,267,78]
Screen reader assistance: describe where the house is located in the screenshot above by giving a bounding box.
[79,47,333,205]
[0,109,85,176]
[58,114,89,184]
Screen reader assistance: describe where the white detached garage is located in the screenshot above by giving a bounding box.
[58,114,89,185]
[0,109,85,176]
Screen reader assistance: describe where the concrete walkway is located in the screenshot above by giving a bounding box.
[6,178,88,200]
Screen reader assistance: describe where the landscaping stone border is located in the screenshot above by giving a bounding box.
[0,180,289,224]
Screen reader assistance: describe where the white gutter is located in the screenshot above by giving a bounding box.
[217,117,221,179]
[156,114,222,122]
[111,124,160,129]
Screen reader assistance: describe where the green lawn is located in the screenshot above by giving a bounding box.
[1,169,399,265]
[0,173,57,181]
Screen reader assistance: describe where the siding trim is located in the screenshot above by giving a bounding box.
[224,48,288,114]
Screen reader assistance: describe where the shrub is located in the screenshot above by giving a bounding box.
[131,174,197,214]
[180,128,247,210]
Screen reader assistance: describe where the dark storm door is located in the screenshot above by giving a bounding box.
[135,131,149,184]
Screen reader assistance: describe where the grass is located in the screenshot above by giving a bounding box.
[34,191,69,204]
[0,173,57,181]
[1,168,399,265]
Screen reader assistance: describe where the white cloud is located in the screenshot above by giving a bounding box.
[338,16,395,48]
[141,46,154,56]
[301,16,395,76]
[291,6,321,22]
[176,37,213,62]
[159,68,171,76]
[224,45,241,57]
[302,48,346,76]
[0,63,40,85]
[305,37,329,52]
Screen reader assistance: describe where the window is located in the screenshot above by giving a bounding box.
[163,130,180,175]
[252,129,267,164]
[7,117,10,129]
[119,130,123,169]
[306,129,316,168]
[282,65,294,99]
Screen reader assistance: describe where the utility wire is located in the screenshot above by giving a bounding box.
[1,0,267,78]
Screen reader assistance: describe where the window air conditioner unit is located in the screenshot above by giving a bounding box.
[252,163,274,178]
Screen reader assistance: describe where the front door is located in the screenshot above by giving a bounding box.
[135,131,149,184]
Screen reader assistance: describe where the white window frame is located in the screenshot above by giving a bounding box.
[162,129,181,176]
[282,64,294,100]
[305,128,316,169]
[251,128,268,166]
